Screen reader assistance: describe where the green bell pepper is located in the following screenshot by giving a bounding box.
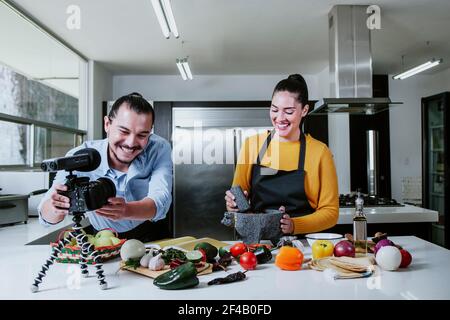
[153,262,199,290]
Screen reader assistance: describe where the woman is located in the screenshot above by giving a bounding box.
[225,74,339,235]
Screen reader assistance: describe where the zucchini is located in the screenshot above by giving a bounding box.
[186,250,203,263]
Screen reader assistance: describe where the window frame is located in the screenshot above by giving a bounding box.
[0,112,86,170]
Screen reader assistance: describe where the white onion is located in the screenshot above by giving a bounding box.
[120,239,146,260]
[375,246,402,271]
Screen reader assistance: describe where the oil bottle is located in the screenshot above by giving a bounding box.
[353,189,367,256]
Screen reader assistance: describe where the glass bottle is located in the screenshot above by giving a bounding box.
[353,189,367,256]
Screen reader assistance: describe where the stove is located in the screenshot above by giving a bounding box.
[339,193,404,208]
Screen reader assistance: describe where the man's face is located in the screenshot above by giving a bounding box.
[104,104,152,166]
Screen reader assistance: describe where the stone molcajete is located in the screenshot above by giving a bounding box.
[221,210,284,245]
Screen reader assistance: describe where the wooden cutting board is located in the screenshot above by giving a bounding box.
[145,236,197,249]
[146,237,230,251]
[172,238,230,251]
[146,236,230,251]
[120,261,213,278]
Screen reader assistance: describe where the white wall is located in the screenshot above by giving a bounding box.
[88,61,113,140]
[389,67,450,202]
[113,74,321,101]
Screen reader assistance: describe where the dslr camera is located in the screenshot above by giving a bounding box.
[41,148,116,213]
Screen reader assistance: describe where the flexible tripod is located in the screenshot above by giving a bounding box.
[31,212,107,292]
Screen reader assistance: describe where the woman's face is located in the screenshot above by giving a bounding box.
[270,91,309,141]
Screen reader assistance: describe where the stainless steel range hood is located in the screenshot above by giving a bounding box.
[315,97,402,115]
[311,5,402,115]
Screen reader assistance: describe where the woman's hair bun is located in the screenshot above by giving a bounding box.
[287,74,306,83]
[272,73,309,106]
[128,92,143,98]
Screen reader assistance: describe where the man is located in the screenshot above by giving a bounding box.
[38,92,173,242]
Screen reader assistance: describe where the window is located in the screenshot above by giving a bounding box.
[0,2,87,168]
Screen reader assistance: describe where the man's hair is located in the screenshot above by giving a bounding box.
[108,92,155,124]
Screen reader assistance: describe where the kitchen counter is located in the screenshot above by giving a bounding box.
[337,204,438,224]
[1,218,449,300]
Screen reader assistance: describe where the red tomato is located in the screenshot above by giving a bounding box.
[239,252,257,270]
[230,243,247,258]
[399,249,412,268]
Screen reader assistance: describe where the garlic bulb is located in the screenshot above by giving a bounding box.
[140,253,152,267]
[148,248,159,257]
[148,253,165,271]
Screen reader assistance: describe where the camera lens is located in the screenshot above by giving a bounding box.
[40,163,48,171]
[85,177,116,210]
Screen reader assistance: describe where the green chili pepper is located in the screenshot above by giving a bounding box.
[254,246,273,264]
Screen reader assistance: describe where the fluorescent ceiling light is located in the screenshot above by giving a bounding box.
[393,58,443,80]
[151,0,179,39]
[160,0,179,37]
[176,59,187,80]
[181,60,193,80]
[176,58,193,80]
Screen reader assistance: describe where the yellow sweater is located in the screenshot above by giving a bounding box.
[232,132,339,235]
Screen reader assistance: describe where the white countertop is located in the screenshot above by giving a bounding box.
[1,218,449,300]
[338,204,439,224]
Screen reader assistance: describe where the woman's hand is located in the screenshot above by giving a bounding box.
[279,206,294,234]
[224,189,249,212]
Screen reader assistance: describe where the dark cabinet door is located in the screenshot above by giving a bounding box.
[422,92,450,248]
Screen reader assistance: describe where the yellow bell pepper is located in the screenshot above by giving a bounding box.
[311,240,334,259]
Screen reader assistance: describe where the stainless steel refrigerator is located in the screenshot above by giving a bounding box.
[172,107,272,240]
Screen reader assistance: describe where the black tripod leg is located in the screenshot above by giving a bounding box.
[72,223,89,278]
[30,235,71,293]
[84,242,108,290]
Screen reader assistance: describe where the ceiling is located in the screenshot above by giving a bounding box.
[8,0,450,76]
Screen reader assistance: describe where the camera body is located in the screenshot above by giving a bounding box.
[42,148,116,214]
[59,175,116,213]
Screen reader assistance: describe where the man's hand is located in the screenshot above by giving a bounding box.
[50,184,70,212]
[225,189,249,212]
[95,197,129,221]
[41,184,70,224]
[279,206,294,234]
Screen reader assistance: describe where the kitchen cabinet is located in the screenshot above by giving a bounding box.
[422,92,450,248]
